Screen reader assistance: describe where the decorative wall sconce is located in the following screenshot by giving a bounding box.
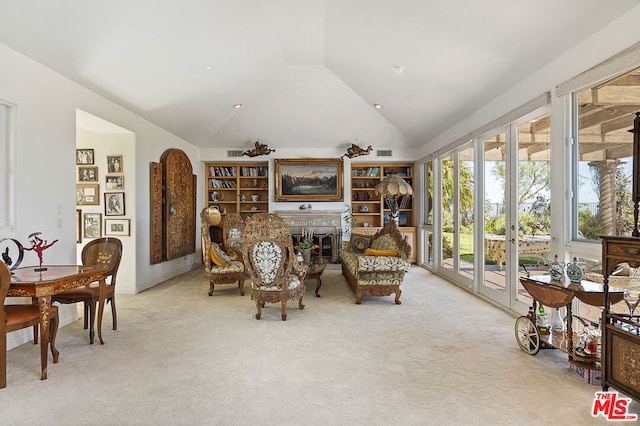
[243,141,276,157]
[342,143,372,159]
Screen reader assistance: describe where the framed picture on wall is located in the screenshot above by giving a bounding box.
[78,166,98,182]
[273,158,344,202]
[105,218,130,236]
[76,149,94,165]
[104,192,125,216]
[83,213,102,238]
[76,183,100,205]
[107,155,123,173]
[106,174,124,190]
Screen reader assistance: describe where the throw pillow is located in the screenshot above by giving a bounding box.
[210,243,232,267]
[364,248,399,257]
[370,234,398,251]
[349,234,373,254]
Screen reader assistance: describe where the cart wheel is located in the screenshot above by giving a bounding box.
[515,316,540,355]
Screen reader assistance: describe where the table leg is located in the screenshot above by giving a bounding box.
[315,275,322,297]
[37,296,51,380]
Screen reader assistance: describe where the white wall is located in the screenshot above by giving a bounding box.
[0,42,200,348]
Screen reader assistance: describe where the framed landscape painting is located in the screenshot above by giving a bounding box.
[274,158,343,202]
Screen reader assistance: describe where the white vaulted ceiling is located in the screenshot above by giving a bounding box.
[0,0,638,150]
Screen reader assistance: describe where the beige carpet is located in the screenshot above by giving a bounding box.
[1,266,638,425]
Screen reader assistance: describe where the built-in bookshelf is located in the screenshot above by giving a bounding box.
[204,162,269,219]
[350,163,414,228]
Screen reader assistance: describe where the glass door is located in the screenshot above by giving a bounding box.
[439,144,475,289]
[481,129,510,306]
[480,111,551,310]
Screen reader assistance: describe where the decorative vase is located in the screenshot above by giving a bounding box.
[301,249,311,265]
[549,255,564,281]
[565,257,584,283]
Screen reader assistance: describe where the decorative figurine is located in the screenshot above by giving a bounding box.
[243,141,275,157]
[342,143,372,159]
[23,232,58,271]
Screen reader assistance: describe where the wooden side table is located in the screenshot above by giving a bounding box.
[305,263,327,297]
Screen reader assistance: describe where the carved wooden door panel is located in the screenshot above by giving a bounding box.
[162,149,196,260]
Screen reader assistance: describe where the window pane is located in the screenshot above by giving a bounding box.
[575,67,638,240]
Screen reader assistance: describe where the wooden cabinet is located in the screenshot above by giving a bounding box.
[350,163,413,228]
[351,226,416,264]
[204,162,268,220]
[601,235,640,402]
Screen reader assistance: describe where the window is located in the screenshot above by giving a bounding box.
[0,100,16,233]
[573,67,638,240]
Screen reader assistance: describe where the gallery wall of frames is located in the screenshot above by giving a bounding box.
[76,148,130,242]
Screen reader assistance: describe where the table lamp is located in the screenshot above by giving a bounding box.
[201,206,222,226]
[374,174,413,225]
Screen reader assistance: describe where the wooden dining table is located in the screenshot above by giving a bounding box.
[8,265,108,380]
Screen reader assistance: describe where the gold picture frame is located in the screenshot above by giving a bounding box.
[76,183,100,205]
[274,158,343,202]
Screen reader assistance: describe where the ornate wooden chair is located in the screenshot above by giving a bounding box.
[201,213,245,296]
[1,262,59,388]
[52,237,122,344]
[243,213,307,320]
[222,213,246,262]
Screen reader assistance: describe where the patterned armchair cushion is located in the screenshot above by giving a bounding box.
[209,260,244,274]
[252,241,282,284]
[349,234,373,254]
[227,228,243,251]
[211,243,233,267]
[254,275,302,291]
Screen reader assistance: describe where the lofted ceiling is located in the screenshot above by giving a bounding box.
[0,0,638,152]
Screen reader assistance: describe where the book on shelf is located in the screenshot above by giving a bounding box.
[208,178,238,189]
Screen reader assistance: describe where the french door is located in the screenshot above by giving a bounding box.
[479,110,551,311]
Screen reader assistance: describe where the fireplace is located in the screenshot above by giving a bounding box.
[273,210,342,263]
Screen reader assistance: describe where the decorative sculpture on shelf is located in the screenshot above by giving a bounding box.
[243,141,275,157]
[342,143,372,159]
[23,232,58,271]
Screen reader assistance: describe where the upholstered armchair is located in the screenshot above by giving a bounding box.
[201,213,245,296]
[341,221,411,304]
[243,213,307,320]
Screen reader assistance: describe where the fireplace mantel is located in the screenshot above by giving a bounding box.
[274,210,342,262]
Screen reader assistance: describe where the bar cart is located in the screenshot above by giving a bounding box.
[515,275,624,375]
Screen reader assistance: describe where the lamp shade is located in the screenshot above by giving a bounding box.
[374,174,413,198]
[201,206,222,226]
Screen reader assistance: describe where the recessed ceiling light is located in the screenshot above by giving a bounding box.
[233,103,242,109]
[204,65,213,71]
[374,103,383,109]
[393,64,406,74]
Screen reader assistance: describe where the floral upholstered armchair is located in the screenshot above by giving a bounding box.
[243,213,307,321]
[341,221,411,304]
[201,213,245,296]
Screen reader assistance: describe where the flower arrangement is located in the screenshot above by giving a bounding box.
[298,229,314,251]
